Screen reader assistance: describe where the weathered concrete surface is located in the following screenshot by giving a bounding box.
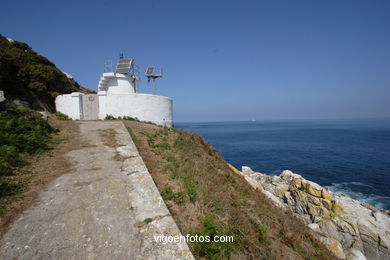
[0,121,193,259]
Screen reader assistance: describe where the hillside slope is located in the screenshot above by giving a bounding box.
[125,121,335,259]
[0,34,93,112]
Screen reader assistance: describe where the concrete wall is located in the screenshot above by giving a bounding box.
[55,92,83,120]
[102,93,173,127]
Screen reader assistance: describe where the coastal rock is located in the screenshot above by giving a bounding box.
[308,223,320,232]
[319,236,346,259]
[0,90,5,103]
[345,249,366,260]
[239,166,390,260]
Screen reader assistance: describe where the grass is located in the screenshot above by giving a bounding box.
[105,114,158,126]
[161,187,185,204]
[54,112,71,120]
[0,105,56,208]
[124,120,334,259]
[190,214,235,259]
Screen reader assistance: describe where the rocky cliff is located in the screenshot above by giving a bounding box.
[238,166,390,260]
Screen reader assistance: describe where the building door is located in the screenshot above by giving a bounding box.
[82,94,99,120]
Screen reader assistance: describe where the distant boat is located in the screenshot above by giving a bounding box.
[250,119,256,122]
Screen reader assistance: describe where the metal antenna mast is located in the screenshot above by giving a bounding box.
[145,66,163,94]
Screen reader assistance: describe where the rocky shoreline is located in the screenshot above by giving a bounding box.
[238,166,390,260]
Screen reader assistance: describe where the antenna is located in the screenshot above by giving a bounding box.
[104,60,112,72]
[145,66,163,94]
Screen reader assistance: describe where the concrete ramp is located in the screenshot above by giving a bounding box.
[0,121,193,259]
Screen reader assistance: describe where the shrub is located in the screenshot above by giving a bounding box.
[190,214,234,259]
[182,172,196,202]
[162,187,185,204]
[0,145,20,175]
[256,223,268,241]
[0,34,89,111]
[0,110,54,177]
[0,181,26,197]
[104,114,116,120]
[55,112,71,120]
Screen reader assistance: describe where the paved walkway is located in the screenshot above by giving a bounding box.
[0,121,193,260]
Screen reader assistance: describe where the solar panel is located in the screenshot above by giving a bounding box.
[145,66,155,76]
[115,58,133,74]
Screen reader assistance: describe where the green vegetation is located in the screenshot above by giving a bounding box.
[125,121,334,259]
[0,105,55,213]
[104,114,116,120]
[161,187,185,204]
[105,114,158,126]
[256,223,268,241]
[105,114,140,121]
[190,214,235,259]
[54,112,71,120]
[0,34,94,112]
[143,218,153,224]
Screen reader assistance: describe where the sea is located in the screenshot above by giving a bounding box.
[176,118,390,210]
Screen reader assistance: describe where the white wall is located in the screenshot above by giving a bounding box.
[103,93,173,127]
[56,73,173,127]
[55,92,83,120]
[98,91,107,120]
[99,73,140,94]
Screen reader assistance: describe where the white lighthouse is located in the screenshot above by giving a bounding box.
[55,55,173,127]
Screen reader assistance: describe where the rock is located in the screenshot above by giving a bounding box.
[319,236,346,259]
[345,249,366,260]
[244,175,264,192]
[302,180,323,197]
[307,196,321,206]
[280,170,301,181]
[12,99,29,107]
[308,223,320,232]
[322,189,332,201]
[61,70,74,79]
[238,166,390,260]
[0,90,5,103]
[322,199,332,210]
[241,166,254,176]
[292,176,303,188]
[357,217,390,260]
[263,190,286,209]
[283,191,295,206]
[275,184,289,198]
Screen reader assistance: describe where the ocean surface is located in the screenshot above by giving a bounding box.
[176,119,390,210]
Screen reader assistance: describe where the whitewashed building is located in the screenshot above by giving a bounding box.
[55,57,173,127]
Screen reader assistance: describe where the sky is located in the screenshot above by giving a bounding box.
[1,0,389,122]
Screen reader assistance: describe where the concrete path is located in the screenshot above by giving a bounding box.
[0,121,193,260]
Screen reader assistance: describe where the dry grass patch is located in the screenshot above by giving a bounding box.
[124,121,335,260]
[98,128,117,147]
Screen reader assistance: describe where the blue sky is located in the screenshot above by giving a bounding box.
[1,0,389,122]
